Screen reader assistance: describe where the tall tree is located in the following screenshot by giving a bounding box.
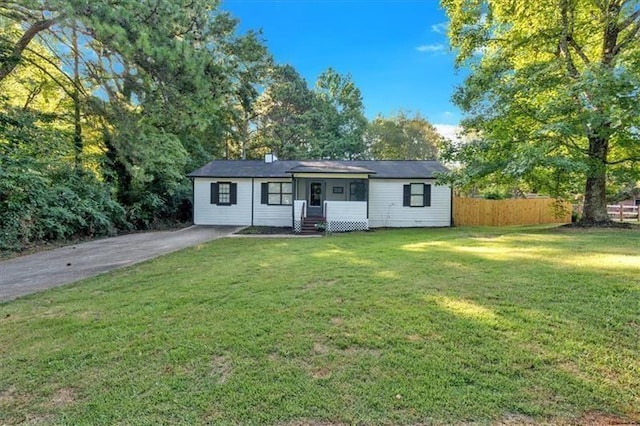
[1,0,270,219]
[251,64,316,159]
[442,0,640,223]
[313,68,368,159]
[367,111,442,160]
[1,0,271,233]
[249,66,368,160]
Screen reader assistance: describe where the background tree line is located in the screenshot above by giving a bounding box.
[0,0,442,251]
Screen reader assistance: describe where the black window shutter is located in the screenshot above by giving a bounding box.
[424,184,431,207]
[403,184,410,206]
[230,183,237,205]
[210,183,219,204]
[261,183,268,204]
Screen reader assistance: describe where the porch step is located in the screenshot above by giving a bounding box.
[300,216,325,235]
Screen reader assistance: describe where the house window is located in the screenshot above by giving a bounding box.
[403,183,431,207]
[218,183,231,204]
[410,183,424,206]
[350,181,366,201]
[210,182,237,205]
[262,182,292,205]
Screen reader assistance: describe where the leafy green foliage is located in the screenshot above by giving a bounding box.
[367,111,442,160]
[0,157,126,251]
[312,68,368,159]
[250,66,368,160]
[251,64,317,159]
[0,0,272,249]
[441,0,640,222]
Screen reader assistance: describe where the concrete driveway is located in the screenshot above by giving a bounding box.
[0,226,242,302]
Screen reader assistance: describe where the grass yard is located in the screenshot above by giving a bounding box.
[1,226,639,425]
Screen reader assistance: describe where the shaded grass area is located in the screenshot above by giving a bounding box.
[1,226,639,425]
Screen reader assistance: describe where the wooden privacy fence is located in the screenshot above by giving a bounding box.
[453,197,572,226]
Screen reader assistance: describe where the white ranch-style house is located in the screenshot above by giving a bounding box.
[188,155,452,233]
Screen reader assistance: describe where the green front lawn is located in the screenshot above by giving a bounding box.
[1,226,639,425]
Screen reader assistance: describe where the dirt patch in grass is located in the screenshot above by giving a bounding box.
[48,387,76,408]
[20,414,56,425]
[303,279,338,290]
[339,346,382,358]
[209,355,232,384]
[0,386,17,405]
[459,412,636,425]
[573,411,638,425]
[488,413,538,425]
[278,420,347,426]
[310,366,332,379]
[313,342,329,355]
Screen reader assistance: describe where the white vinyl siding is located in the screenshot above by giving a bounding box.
[368,179,451,228]
[193,178,252,225]
[254,179,293,227]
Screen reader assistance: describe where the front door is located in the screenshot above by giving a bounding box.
[308,182,323,217]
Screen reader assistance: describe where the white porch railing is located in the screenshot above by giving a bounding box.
[294,200,306,232]
[324,201,368,232]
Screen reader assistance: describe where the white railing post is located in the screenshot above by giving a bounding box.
[323,201,329,232]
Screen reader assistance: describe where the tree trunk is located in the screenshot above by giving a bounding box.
[72,25,83,172]
[0,19,56,82]
[581,135,610,223]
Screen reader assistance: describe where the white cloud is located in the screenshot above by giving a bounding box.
[431,22,448,34]
[416,44,446,53]
[434,124,462,142]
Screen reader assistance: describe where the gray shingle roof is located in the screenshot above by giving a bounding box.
[187,160,448,179]
[287,161,377,174]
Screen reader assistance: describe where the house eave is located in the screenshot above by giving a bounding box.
[290,172,371,179]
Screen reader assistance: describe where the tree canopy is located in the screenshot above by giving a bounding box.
[367,111,442,160]
[441,0,640,222]
[249,66,368,160]
[0,0,271,249]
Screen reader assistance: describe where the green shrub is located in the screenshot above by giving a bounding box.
[0,159,129,252]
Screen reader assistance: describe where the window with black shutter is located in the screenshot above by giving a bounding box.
[261,182,292,205]
[403,183,431,207]
[210,183,218,204]
[213,182,236,205]
[423,184,431,207]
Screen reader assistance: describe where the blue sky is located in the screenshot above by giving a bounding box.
[222,0,465,135]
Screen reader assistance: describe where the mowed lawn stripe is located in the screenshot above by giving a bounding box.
[1,226,638,424]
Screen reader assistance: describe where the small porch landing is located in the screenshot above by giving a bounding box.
[300,216,326,235]
[294,200,368,234]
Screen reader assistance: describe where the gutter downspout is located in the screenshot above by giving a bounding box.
[291,175,296,229]
[251,177,255,226]
[191,177,195,225]
[366,177,370,219]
